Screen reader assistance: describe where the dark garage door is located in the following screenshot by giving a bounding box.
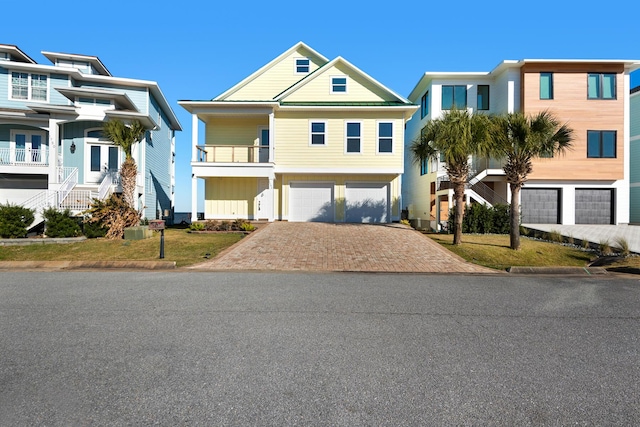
[575,189,613,224]
[521,188,560,224]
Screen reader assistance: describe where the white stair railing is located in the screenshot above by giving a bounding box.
[97,171,118,200]
[57,168,78,206]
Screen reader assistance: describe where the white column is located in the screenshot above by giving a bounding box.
[191,113,199,162]
[268,112,275,162]
[48,118,60,185]
[268,176,275,222]
[191,174,198,223]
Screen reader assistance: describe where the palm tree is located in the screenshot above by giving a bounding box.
[102,119,146,210]
[491,111,573,250]
[411,108,492,245]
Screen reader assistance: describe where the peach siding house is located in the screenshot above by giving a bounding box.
[403,59,640,229]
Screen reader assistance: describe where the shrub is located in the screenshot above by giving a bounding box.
[491,204,510,234]
[0,203,35,238]
[448,203,510,235]
[220,221,232,231]
[599,239,612,256]
[240,222,255,231]
[43,208,81,238]
[566,234,574,246]
[82,219,108,238]
[548,229,563,243]
[614,236,630,257]
[189,222,205,231]
[204,220,219,231]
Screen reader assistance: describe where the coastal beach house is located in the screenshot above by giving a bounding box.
[631,85,640,223]
[0,44,181,226]
[179,42,417,223]
[403,59,640,230]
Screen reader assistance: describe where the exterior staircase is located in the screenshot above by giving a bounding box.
[21,168,118,230]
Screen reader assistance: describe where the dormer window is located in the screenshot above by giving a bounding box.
[295,58,310,74]
[331,76,347,94]
[77,97,113,107]
[56,59,92,74]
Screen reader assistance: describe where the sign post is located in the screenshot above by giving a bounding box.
[149,220,166,259]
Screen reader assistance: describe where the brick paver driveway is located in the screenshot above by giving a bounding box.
[190,222,495,274]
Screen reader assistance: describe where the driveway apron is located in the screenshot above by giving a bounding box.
[190,222,494,274]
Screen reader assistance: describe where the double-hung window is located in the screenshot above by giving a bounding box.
[540,72,554,99]
[11,72,48,101]
[477,85,489,110]
[441,85,467,109]
[421,91,429,118]
[331,76,347,93]
[587,130,616,158]
[377,122,393,153]
[310,121,326,145]
[345,122,361,153]
[295,58,310,74]
[588,73,616,99]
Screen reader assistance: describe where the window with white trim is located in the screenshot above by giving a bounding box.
[377,122,393,153]
[295,58,310,74]
[310,121,327,145]
[331,76,347,93]
[11,72,48,101]
[345,122,361,153]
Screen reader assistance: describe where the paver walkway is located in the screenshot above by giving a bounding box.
[190,222,496,273]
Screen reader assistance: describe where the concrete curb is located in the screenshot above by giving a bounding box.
[0,237,87,246]
[0,260,176,270]
[507,266,608,275]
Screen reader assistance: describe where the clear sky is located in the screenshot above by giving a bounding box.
[2,0,639,211]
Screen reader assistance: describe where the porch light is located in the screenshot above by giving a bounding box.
[70,142,76,153]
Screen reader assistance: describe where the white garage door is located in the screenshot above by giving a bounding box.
[345,182,389,223]
[289,182,334,222]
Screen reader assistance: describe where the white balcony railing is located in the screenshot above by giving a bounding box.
[0,147,49,166]
[196,145,270,163]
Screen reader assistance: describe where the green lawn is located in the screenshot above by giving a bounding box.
[0,228,244,267]
[428,233,595,271]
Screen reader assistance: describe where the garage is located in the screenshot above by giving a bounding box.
[345,182,389,223]
[575,189,614,224]
[289,182,334,222]
[521,188,560,224]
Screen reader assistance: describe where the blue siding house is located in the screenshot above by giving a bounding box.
[0,44,181,224]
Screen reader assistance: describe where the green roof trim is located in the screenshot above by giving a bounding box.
[280,101,413,107]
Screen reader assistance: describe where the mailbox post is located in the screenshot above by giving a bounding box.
[149,220,166,259]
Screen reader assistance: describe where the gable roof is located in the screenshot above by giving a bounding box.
[275,56,411,105]
[214,41,329,101]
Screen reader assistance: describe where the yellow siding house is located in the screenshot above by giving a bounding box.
[179,42,417,222]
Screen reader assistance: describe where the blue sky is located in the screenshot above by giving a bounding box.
[2,0,639,211]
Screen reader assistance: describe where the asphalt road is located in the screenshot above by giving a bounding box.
[1,272,639,425]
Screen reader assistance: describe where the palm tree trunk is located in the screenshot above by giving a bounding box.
[510,184,521,250]
[452,180,466,245]
[120,158,138,211]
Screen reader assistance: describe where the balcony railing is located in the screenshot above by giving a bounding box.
[196,145,270,163]
[0,147,49,166]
